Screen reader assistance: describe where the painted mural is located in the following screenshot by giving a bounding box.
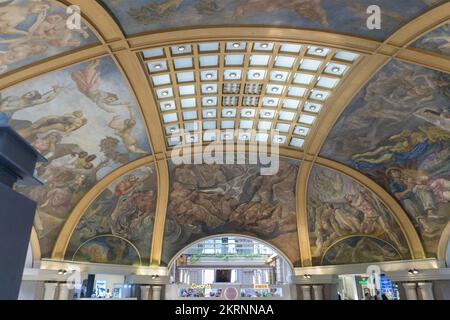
[322,236,402,266]
[100,0,442,39]
[66,165,157,265]
[162,158,300,266]
[320,60,450,257]
[0,0,97,75]
[307,165,409,265]
[411,23,450,56]
[72,235,141,265]
[1,56,151,257]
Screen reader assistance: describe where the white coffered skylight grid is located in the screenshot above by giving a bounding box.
[140,41,360,149]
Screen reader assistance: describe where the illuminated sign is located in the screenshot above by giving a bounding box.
[190,283,212,289]
[254,284,270,290]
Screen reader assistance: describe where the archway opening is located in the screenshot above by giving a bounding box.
[166,235,294,300]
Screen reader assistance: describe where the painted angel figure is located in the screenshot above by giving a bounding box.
[0,85,62,115]
[71,59,132,113]
[108,106,147,154]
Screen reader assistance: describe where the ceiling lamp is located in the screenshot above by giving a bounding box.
[408,269,420,275]
[206,99,214,104]
[332,67,340,73]
[245,111,252,116]
[207,111,213,116]
[315,93,323,99]
[161,90,169,96]
[151,275,159,280]
[264,112,271,116]
[271,87,279,93]
[206,86,214,92]
[260,43,269,48]
[206,73,213,79]
[303,274,312,279]
[275,74,283,79]
[170,127,176,133]
[268,99,275,104]
[154,64,162,70]
[315,48,324,53]
[229,72,237,78]
[232,42,240,48]
[253,73,261,78]
[226,111,233,116]
[177,46,185,52]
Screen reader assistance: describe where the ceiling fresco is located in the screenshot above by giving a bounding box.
[0,0,97,75]
[411,23,450,56]
[321,236,402,266]
[100,0,442,39]
[307,165,410,266]
[161,157,300,266]
[1,56,151,257]
[66,165,157,266]
[320,60,450,257]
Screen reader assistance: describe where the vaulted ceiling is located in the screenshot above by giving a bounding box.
[1,0,449,268]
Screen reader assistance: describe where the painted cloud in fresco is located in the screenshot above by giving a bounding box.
[162,158,300,266]
[321,60,450,257]
[66,165,157,265]
[0,56,151,257]
[411,24,450,56]
[322,236,402,266]
[0,0,97,75]
[308,165,410,266]
[100,0,443,39]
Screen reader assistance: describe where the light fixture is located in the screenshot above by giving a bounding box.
[206,86,214,92]
[275,74,283,79]
[303,274,312,279]
[177,46,185,52]
[154,64,161,70]
[151,275,159,280]
[232,42,240,48]
[299,129,305,134]
[226,111,233,116]
[161,90,169,96]
[245,111,252,116]
[268,99,275,104]
[207,99,214,104]
[310,106,317,111]
[206,73,213,79]
[315,48,324,53]
[264,112,271,116]
[170,127,176,133]
[229,72,237,78]
[408,269,420,275]
[277,137,284,142]
[260,43,269,48]
[164,103,171,108]
[242,134,249,139]
[224,134,230,138]
[58,270,63,275]
[315,93,323,98]
[332,67,340,73]
[271,87,279,93]
[253,73,261,78]
[207,111,213,116]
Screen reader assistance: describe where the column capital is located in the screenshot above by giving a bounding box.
[417,282,432,288]
[44,282,58,288]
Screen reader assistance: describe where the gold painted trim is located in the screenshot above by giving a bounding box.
[150,158,170,266]
[437,221,450,262]
[30,227,41,262]
[386,3,450,47]
[52,155,155,259]
[0,45,108,91]
[314,159,426,259]
[296,161,313,267]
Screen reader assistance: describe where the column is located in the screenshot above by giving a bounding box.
[300,285,312,300]
[402,282,418,300]
[43,282,58,300]
[312,285,324,300]
[140,285,152,300]
[58,283,71,300]
[152,285,163,300]
[418,282,434,300]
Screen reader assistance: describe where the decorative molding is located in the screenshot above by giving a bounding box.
[437,221,450,262]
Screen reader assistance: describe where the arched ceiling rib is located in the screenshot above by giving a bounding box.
[0,0,448,267]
